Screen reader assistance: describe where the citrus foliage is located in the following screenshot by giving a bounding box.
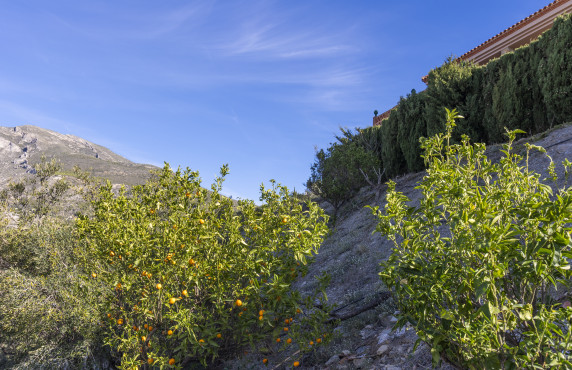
[77,164,330,368]
[371,109,572,368]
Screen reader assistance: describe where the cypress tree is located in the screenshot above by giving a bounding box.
[540,14,572,125]
[397,89,427,172]
[380,111,406,179]
[425,57,477,139]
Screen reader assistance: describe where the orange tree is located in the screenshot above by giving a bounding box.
[76,164,329,368]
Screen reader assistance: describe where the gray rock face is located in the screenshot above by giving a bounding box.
[0,125,158,186]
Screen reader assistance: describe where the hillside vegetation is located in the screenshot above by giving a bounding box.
[2,12,572,370]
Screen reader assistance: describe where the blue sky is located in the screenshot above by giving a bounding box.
[0,0,552,201]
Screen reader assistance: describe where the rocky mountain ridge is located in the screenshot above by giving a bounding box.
[0,125,157,186]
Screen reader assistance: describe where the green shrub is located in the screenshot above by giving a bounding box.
[307,135,381,221]
[353,14,572,183]
[380,112,406,179]
[370,109,572,368]
[425,57,478,139]
[540,14,572,125]
[77,164,332,368]
[396,89,427,173]
[0,163,110,369]
[0,217,109,368]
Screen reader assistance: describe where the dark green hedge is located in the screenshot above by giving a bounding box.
[309,13,572,198]
[375,13,572,177]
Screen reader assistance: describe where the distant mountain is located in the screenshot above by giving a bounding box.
[0,125,158,186]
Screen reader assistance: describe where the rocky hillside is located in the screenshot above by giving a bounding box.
[0,125,157,186]
[2,123,572,369]
[231,123,572,370]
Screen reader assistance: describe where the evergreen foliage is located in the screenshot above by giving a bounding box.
[311,13,572,196]
[307,137,380,220]
[396,90,427,173]
[540,14,572,124]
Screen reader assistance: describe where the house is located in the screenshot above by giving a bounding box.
[374,0,572,126]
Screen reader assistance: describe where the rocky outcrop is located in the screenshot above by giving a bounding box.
[0,125,158,186]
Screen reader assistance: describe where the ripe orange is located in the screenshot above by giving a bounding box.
[169,297,176,304]
[276,338,280,343]
[199,219,205,225]
[92,273,97,278]
[144,324,148,329]
[284,319,289,325]
[107,313,111,318]
[286,338,292,344]
[109,251,115,257]
[188,258,196,266]
[235,299,243,307]
[141,336,146,342]
[293,361,300,367]
[182,290,188,297]
[263,358,268,364]
[199,339,205,345]
[169,358,175,366]
[117,319,123,325]
[283,327,288,332]
[167,330,173,336]
[148,358,154,365]
[216,333,222,338]
[116,283,122,290]
[259,315,263,321]
[148,326,153,331]
[259,310,265,316]
[185,192,191,198]
[282,217,288,223]
[133,325,139,331]
[296,308,301,314]
[156,283,162,290]
[309,341,314,346]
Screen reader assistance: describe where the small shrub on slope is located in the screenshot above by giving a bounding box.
[370,109,572,368]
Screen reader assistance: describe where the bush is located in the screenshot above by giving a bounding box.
[0,163,110,369]
[380,111,406,179]
[365,14,572,182]
[307,133,381,221]
[77,164,331,368]
[540,14,572,125]
[0,214,109,368]
[396,89,427,173]
[370,109,572,368]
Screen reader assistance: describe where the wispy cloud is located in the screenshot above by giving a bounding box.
[212,4,356,60]
[219,27,354,59]
[43,2,212,41]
